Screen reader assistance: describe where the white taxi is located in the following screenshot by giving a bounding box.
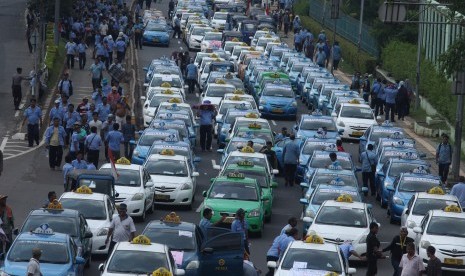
[332,100,377,139]
[200,31,223,52]
[143,93,184,127]
[187,25,213,51]
[200,83,236,107]
[98,235,185,275]
[59,186,115,255]
[100,158,155,222]
[268,233,356,276]
[304,195,378,260]
[143,150,199,209]
[216,146,279,175]
[401,187,461,239]
[210,12,228,30]
[413,206,465,272]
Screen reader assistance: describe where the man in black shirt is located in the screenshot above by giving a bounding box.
[366,222,384,276]
[259,141,278,169]
[426,246,442,276]
[382,226,414,276]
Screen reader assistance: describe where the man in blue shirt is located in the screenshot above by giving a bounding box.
[44,117,66,170]
[106,123,124,159]
[89,58,105,90]
[282,134,300,187]
[77,39,87,70]
[97,97,111,122]
[199,208,226,237]
[115,37,126,63]
[371,78,383,117]
[69,122,82,159]
[315,47,326,68]
[266,231,289,275]
[278,228,298,259]
[23,98,42,147]
[451,176,465,208]
[65,39,77,69]
[186,60,198,94]
[49,100,63,125]
[62,155,74,190]
[384,84,398,122]
[436,134,452,183]
[339,240,363,262]
[85,126,103,168]
[280,217,298,235]
[360,144,378,196]
[231,208,249,254]
[332,41,341,70]
[197,100,217,151]
[71,152,88,170]
[63,104,81,146]
[133,18,144,50]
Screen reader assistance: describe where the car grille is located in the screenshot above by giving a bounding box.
[350,126,368,131]
[155,187,176,193]
[323,238,344,245]
[155,198,175,203]
[439,248,465,257]
[269,103,285,108]
[115,198,126,203]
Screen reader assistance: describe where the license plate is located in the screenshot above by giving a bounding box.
[223,217,235,223]
[155,194,170,200]
[153,38,159,42]
[272,108,284,113]
[352,131,364,137]
[444,258,463,265]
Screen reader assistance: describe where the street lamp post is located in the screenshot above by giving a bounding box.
[54,0,60,45]
[452,72,465,181]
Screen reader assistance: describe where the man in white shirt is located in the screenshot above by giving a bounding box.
[105,203,136,254]
[89,112,103,136]
[399,242,425,276]
[27,248,42,276]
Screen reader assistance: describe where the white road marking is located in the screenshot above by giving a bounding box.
[195,202,204,212]
[271,120,277,126]
[211,159,217,168]
[0,137,7,151]
[4,141,45,160]
[14,111,20,117]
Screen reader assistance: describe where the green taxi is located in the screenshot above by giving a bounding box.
[201,173,265,237]
[252,71,290,100]
[232,126,275,145]
[220,162,277,221]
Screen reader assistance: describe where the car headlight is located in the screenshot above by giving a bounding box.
[186,260,199,269]
[248,209,261,217]
[259,99,266,105]
[358,235,367,244]
[97,227,109,236]
[407,220,416,229]
[204,205,214,215]
[291,101,297,107]
[180,183,192,190]
[393,196,404,206]
[304,193,311,199]
[305,210,315,218]
[338,121,345,127]
[383,181,391,188]
[133,150,139,157]
[131,193,144,201]
[420,240,431,249]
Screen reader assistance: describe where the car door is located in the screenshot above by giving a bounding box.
[143,169,155,208]
[401,195,416,226]
[79,215,92,259]
[199,232,244,275]
[69,238,83,276]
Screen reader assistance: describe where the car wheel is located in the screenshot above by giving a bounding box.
[389,215,396,224]
[380,196,387,208]
[147,198,154,214]
[85,252,92,268]
[265,211,272,223]
[257,221,264,238]
[140,205,147,222]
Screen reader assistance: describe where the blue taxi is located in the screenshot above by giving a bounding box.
[297,137,337,181]
[387,171,442,223]
[147,141,201,170]
[143,58,178,84]
[294,111,342,140]
[376,159,430,208]
[375,147,422,175]
[375,138,416,156]
[1,224,86,276]
[143,21,172,47]
[300,168,362,200]
[358,121,405,158]
[258,83,297,119]
[217,110,260,146]
[142,213,245,276]
[150,119,195,146]
[131,129,180,165]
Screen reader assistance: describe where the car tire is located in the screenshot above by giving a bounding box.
[147,198,154,214]
[257,221,264,238]
[380,196,387,208]
[265,211,272,223]
[85,252,92,268]
[140,205,147,222]
[389,215,396,224]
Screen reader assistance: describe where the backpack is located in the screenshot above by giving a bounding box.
[60,79,73,96]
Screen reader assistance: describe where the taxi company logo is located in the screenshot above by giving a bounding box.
[218,259,226,266]
[452,249,458,253]
[335,238,341,243]
[161,186,166,190]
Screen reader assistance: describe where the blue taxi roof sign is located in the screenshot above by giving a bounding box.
[324,144,337,152]
[401,152,418,160]
[312,109,323,116]
[413,166,428,174]
[389,131,403,139]
[328,161,342,170]
[164,134,178,142]
[32,224,54,235]
[330,178,345,186]
[381,120,393,127]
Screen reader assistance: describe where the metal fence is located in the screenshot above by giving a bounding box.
[308,0,379,57]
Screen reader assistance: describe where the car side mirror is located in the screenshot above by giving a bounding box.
[13,228,19,236]
[129,140,136,145]
[348,267,357,274]
[267,261,277,268]
[299,198,309,205]
[175,268,186,276]
[377,172,385,177]
[145,180,154,188]
[331,112,337,117]
[140,96,146,101]
[75,256,86,265]
[302,216,313,223]
[413,226,422,234]
[300,182,309,188]
[143,67,148,72]
[213,164,221,170]
[202,191,207,197]
[272,169,279,175]
[192,172,200,177]
[203,247,214,254]
[98,263,104,272]
[143,83,149,87]
[84,231,93,239]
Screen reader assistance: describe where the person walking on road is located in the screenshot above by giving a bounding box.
[331,41,341,70]
[199,208,226,237]
[26,248,42,276]
[77,39,87,70]
[49,100,63,125]
[62,155,74,190]
[231,208,250,255]
[426,246,442,276]
[366,222,384,276]
[371,78,383,117]
[85,126,103,168]
[315,47,326,68]
[282,134,300,187]
[283,11,290,37]
[361,144,377,196]
[63,104,81,146]
[0,195,14,251]
[105,203,136,254]
[384,83,398,122]
[197,101,217,152]
[69,122,83,159]
[89,58,105,90]
[133,18,144,50]
[11,67,31,110]
[65,39,77,69]
[172,14,182,39]
[186,60,198,94]
[450,176,465,207]
[362,74,371,102]
[396,81,409,121]
[45,117,66,170]
[436,134,452,183]
[382,226,414,276]
[121,115,136,159]
[23,98,42,147]
[58,73,73,98]
[106,123,124,159]
[399,242,425,276]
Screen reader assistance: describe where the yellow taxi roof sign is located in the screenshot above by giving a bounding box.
[75,186,93,194]
[336,194,353,203]
[230,95,242,101]
[427,186,445,195]
[232,38,240,42]
[210,54,218,58]
[248,122,262,129]
[215,79,226,84]
[245,112,259,119]
[265,34,272,38]
[304,234,324,244]
[348,99,360,104]
[161,89,173,94]
[47,199,63,210]
[152,268,173,276]
[161,82,171,88]
[233,89,244,95]
[160,149,175,156]
[241,146,255,153]
[163,212,181,223]
[116,157,131,165]
[241,42,248,46]
[168,98,181,103]
[262,28,269,31]
[131,235,152,245]
[444,205,462,213]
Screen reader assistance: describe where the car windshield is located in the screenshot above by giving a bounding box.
[243,23,256,31]
[214,13,228,20]
[146,24,167,32]
[291,64,305,73]
[311,173,358,189]
[60,199,106,220]
[209,182,258,201]
[398,177,440,192]
[315,206,367,228]
[223,168,268,188]
[139,134,174,146]
[220,103,253,115]
[312,189,360,205]
[310,156,352,170]
[302,142,335,155]
[144,228,196,250]
[225,112,248,124]
[205,33,222,40]
[300,119,337,131]
[226,142,265,154]
[206,86,236,97]
[426,217,465,238]
[370,129,403,144]
[280,248,342,273]
[380,151,413,164]
[100,168,141,187]
[192,28,209,35]
[145,159,188,177]
[235,130,272,142]
[107,250,169,274]
[340,106,374,119]
[210,64,234,73]
[22,216,78,237]
[263,86,294,98]
[413,199,459,216]
[150,77,182,88]
[150,96,181,107]
[389,163,430,178]
[8,240,69,264]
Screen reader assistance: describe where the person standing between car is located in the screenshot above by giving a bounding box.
[0,195,14,251]
[266,230,289,276]
[382,226,414,276]
[133,18,144,50]
[58,72,73,98]
[278,228,298,259]
[168,0,175,19]
[399,242,425,276]
[12,67,31,110]
[23,98,42,147]
[280,217,297,235]
[426,246,442,276]
[121,115,136,159]
[259,141,278,169]
[85,126,103,168]
[173,14,182,39]
[384,83,398,122]
[45,117,66,170]
[366,222,384,276]
[339,240,364,263]
[436,134,452,184]
[450,176,465,207]
[26,248,42,276]
[106,123,124,159]
[105,203,136,254]
[197,101,217,152]
[361,144,377,196]
[199,208,226,237]
[186,59,198,94]
[231,208,250,255]
[62,155,73,190]
[282,134,300,187]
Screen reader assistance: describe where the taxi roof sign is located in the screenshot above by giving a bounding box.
[381,120,393,127]
[168,98,181,103]
[160,149,175,156]
[304,234,324,244]
[444,205,462,213]
[237,160,254,167]
[75,186,93,194]
[215,79,227,84]
[131,235,152,245]
[427,186,445,195]
[163,212,181,223]
[312,109,323,116]
[166,103,180,111]
[401,152,418,160]
[245,113,259,119]
[116,157,131,165]
[152,268,173,276]
[336,194,353,203]
[230,95,242,101]
[227,171,245,179]
[248,122,262,129]
[32,223,54,235]
[161,82,171,88]
[161,89,174,94]
[328,161,343,170]
[241,146,255,153]
[348,99,360,104]
[231,38,240,42]
[47,199,63,210]
[389,132,403,139]
[330,178,345,186]
[234,89,244,95]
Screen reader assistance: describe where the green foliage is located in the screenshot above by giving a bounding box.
[28,0,74,21]
[382,41,455,122]
[439,36,465,78]
[294,1,377,74]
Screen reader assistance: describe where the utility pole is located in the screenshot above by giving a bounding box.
[330,0,340,75]
[415,0,424,110]
[357,0,365,53]
[54,0,60,45]
[452,72,465,181]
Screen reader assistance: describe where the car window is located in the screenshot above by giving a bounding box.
[107,199,114,218]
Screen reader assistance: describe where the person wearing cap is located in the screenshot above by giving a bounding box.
[23,99,42,147]
[339,240,364,262]
[383,226,414,276]
[89,57,105,90]
[274,127,289,141]
[63,104,81,146]
[107,86,121,106]
[26,247,42,276]
[0,195,14,250]
[197,100,217,151]
[231,208,250,254]
[58,73,73,98]
[105,203,136,254]
[106,123,124,159]
[49,100,64,125]
[11,67,32,110]
[282,134,300,187]
[44,117,66,170]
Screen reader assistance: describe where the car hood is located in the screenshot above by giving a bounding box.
[88,219,110,233]
[115,186,143,197]
[261,96,294,105]
[3,261,71,275]
[205,199,261,212]
[310,223,369,241]
[426,235,465,247]
[144,30,168,36]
